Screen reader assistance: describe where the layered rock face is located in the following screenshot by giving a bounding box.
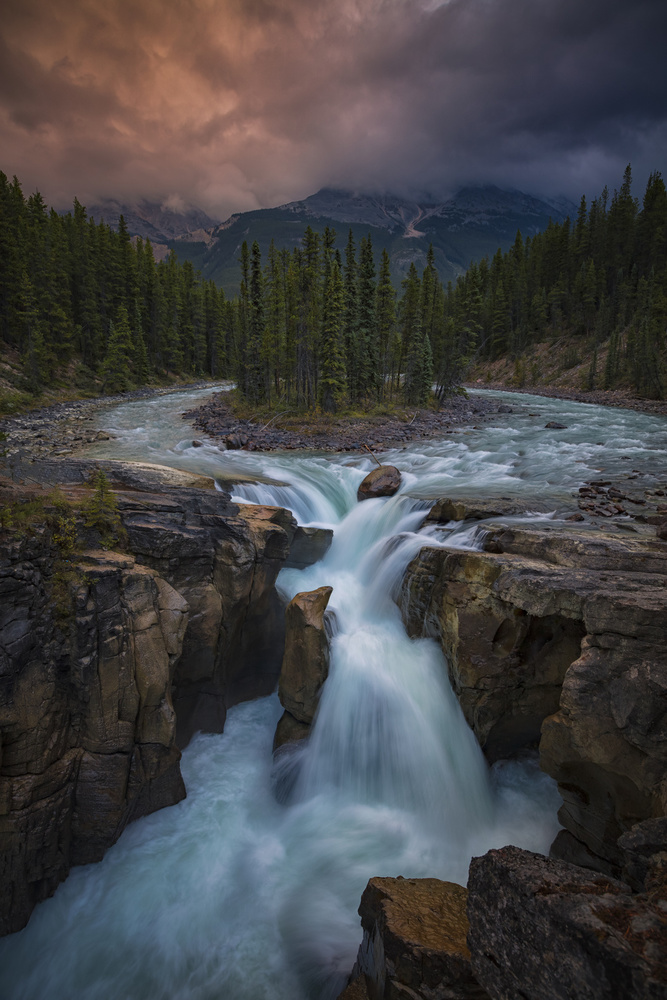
[0,468,305,935]
[400,518,667,872]
[0,533,188,936]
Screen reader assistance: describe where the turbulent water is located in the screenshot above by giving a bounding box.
[2,388,666,1000]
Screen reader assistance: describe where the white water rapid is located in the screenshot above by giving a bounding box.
[2,387,666,999]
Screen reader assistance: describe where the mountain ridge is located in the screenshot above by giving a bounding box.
[82,186,575,293]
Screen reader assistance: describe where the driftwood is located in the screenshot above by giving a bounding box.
[363,444,383,468]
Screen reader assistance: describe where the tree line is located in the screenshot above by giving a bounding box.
[0,172,235,394]
[2,165,664,406]
[447,165,666,398]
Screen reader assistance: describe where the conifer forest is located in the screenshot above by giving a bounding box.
[0,165,665,408]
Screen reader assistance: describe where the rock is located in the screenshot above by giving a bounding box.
[224,432,248,450]
[357,466,401,502]
[351,876,488,1000]
[0,538,188,937]
[0,475,298,935]
[277,586,333,727]
[545,421,568,429]
[337,976,370,1000]
[285,525,334,569]
[191,439,203,447]
[618,817,667,892]
[424,496,538,523]
[400,524,667,868]
[273,710,311,751]
[467,845,667,1000]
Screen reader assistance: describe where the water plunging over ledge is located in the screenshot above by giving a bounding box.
[1,387,665,999]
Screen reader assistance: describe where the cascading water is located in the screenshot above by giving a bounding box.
[2,386,665,999]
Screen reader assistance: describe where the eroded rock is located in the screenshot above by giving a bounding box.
[278,586,333,729]
[400,523,667,868]
[467,845,667,1000]
[349,876,489,1000]
[0,539,188,936]
[0,474,299,935]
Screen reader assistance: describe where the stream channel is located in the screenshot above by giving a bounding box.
[2,387,666,999]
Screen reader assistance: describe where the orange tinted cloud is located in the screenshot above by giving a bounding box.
[1,0,665,216]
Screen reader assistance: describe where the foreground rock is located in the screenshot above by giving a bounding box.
[275,585,333,749]
[346,876,489,1000]
[357,466,402,501]
[0,464,310,935]
[467,846,667,1000]
[400,520,667,871]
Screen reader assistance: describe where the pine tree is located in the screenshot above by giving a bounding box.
[319,261,347,412]
[100,305,135,393]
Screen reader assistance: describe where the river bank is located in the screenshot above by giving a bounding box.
[0,381,225,467]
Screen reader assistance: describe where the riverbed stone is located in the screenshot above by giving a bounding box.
[278,585,333,726]
[357,466,402,501]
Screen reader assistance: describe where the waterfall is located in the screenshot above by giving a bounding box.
[3,385,665,999]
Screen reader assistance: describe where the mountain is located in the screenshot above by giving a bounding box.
[85,199,220,256]
[167,185,574,294]
[81,187,573,292]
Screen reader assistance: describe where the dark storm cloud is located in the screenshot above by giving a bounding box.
[0,0,665,217]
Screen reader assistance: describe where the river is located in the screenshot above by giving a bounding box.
[1,387,666,999]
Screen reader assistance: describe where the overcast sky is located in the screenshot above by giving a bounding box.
[1,0,665,219]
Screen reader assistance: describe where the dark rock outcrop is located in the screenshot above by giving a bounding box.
[275,585,333,749]
[357,466,401,502]
[400,523,667,870]
[344,876,489,999]
[0,470,303,935]
[467,846,667,1000]
[0,536,188,937]
[284,525,333,569]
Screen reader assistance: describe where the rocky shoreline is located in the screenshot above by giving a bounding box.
[467,380,667,417]
[0,381,219,467]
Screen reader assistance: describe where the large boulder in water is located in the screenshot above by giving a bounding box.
[357,465,401,502]
[278,585,333,726]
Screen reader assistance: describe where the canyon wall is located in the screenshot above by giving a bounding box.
[0,467,317,936]
[400,515,667,876]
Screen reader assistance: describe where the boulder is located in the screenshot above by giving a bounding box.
[357,466,401,502]
[399,524,667,869]
[278,586,333,726]
[467,845,667,1000]
[350,876,489,999]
